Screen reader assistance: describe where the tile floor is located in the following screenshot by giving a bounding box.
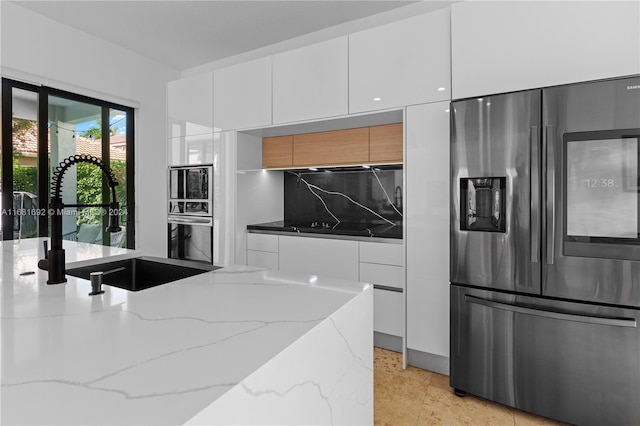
[374,348,567,425]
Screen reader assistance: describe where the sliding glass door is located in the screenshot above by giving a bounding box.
[1,78,134,248]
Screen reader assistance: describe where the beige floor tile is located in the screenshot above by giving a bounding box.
[416,385,514,426]
[375,370,429,425]
[373,347,563,426]
[426,371,451,391]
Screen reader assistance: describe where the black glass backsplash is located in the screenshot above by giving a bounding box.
[284,166,403,225]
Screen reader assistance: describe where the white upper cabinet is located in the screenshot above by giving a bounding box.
[451,1,640,99]
[167,72,214,138]
[272,37,349,124]
[349,9,451,114]
[213,57,272,131]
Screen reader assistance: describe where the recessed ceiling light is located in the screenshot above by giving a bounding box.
[486,102,491,106]
[477,98,483,102]
[437,87,446,91]
[362,165,371,169]
[373,97,382,101]
[308,167,318,171]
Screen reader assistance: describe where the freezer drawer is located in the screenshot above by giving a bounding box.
[450,284,640,426]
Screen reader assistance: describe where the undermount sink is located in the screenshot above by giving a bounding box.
[66,256,219,292]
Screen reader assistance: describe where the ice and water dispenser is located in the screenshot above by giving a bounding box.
[460,177,506,232]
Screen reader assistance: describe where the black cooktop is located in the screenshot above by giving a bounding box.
[247,220,402,239]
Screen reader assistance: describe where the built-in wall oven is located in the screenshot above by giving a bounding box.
[168,164,214,264]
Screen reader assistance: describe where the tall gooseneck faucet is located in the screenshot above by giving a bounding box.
[38,154,122,284]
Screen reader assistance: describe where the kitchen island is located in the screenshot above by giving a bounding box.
[0,238,373,425]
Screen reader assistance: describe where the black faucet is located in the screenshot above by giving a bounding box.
[38,155,122,284]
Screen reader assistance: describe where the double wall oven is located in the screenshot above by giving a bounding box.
[168,164,213,264]
[450,76,640,425]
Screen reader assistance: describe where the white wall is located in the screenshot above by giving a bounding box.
[1,2,180,256]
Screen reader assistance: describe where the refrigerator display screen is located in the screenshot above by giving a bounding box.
[566,137,638,239]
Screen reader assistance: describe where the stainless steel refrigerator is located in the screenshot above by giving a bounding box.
[450,76,640,425]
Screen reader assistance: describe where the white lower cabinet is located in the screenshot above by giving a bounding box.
[359,242,405,341]
[373,289,404,337]
[278,235,359,281]
[247,234,279,270]
[359,263,404,291]
[246,234,405,344]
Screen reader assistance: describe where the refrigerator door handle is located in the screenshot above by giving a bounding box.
[545,125,555,264]
[530,126,540,263]
[465,294,637,328]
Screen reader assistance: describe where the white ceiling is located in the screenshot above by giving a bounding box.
[9,0,454,72]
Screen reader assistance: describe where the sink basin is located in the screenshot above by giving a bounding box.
[66,256,219,292]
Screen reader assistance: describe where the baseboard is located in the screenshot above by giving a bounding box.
[373,331,403,353]
[407,348,449,376]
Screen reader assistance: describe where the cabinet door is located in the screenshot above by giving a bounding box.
[349,9,450,114]
[451,1,640,99]
[374,289,404,337]
[247,250,279,270]
[279,236,359,281]
[360,241,404,266]
[293,128,369,167]
[360,263,405,291]
[167,133,214,166]
[247,233,279,253]
[213,57,272,131]
[262,136,293,169]
[369,123,403,164]
[406,102,450,357]
[273,37,348,124]
[167,73,214,138]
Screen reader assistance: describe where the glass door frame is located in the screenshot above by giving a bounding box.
[1,77,135,248]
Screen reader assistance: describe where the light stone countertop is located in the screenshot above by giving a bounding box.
[0,238,372,425]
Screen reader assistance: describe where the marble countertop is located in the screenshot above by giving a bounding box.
[1,238,371,425]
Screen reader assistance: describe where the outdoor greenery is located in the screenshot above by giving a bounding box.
[12,156,38,194]
[80,120,117,140]
[11,117,127,228]
[76,160,127,226]
[12,118,38,194]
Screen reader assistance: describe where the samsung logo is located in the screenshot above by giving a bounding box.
[627,85,640,90]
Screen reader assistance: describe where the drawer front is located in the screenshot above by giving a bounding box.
[247,250,279,270]
[359,241,404,266]
[360,263,405,291]
[247,233,279,253]
[374,288,404,337]
[279,235,359,281]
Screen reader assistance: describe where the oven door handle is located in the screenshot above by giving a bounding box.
[168,216,213,225]
[465,294,637,328]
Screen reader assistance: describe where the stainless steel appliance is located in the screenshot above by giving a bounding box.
[168,164,214,264]
[450,76,640,425]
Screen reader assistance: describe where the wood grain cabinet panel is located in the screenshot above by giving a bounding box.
[293,128,369,167]
[262,136,293,169]
[369,123,403,163]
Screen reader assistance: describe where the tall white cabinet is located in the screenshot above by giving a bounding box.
[167,72,214,138]
[405,101,450,374]
[167,72,215,166]
[349,8,451,114]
